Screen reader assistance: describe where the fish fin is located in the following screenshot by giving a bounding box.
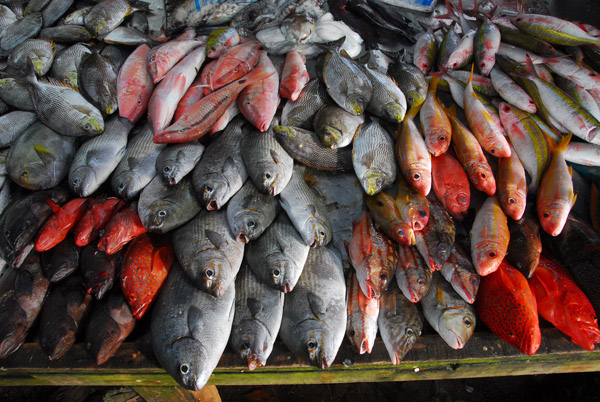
[45,198,62,214]
[307,291,326,319]
[428,74,441,95]
[513,55,538,80]
[318,36,346,51]
[541,55,572,64]
[170,72,188,94]
[175,149,187,163]
[570,191,578,208]
[205,229,227,249]
[554,133,572,155]
[435,2,458,23]
[274,229,291,254]
[222,156,238,177]
[38,76,79,92]
[187,306,204,338]
[435,280,446,308]
[34,144,56,166]
[247,297,262,318]
[467,63,474,85]
[360,152,376,169]
[308,204,317,217]
[151,246,171,273]
[270,148,282,165]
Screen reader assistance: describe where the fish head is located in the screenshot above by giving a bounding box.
[197,255,232,298]
[159,160,182,186]
[498,186,526,221]
[361,170,387,196]
[405,205,429,231]
[147,51,169,83]
[538,202,570,237]
[383,103,406,124]
[70,166,96,197]
[389,222,415,246]
[296,323,333,369]
[469,162,496,195]
[320,125,343,149]
[148,203,174,233]
[478,53,495,77]
[259,165,280,196]
[443,189,470,221]
[266,255,296,292]
[392,325,421,364]
[347,312,377,354]
[231,210,264,243]
[170,337,210,391]
[199,178,228,211]
[404,167,431,197]
[518,321,541,355]
[406,90,426,110]
[233,322,270,370]
[472,241,504,276]
[113,171,141,201]
[306,217,331,248]
[102,93,118,116]
[406,271,430,302]
[211,59,249,89]
[346,95,365,116]
[119,83,148,124]
[359,255,392,299]
[438,307,476,349]
[81,115,104,136]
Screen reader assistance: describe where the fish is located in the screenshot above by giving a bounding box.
[35,198,90,252]
[41,236,80,283]
[386,59,427,109]
[490,67,536,114]
[474,17,500,76]
[313,104,363,150]
[378,281,423,363]
[211,41,261,90]
[348,210,397,299]
[280,79,329,129]
[173,76,206,122]
[117,44,154,124]
[151,262,235,391]
[42,0,75,28]
[61,6,92,26]
[155,141,204,186]
[440,239,480,304]
[496,24,558,57]
[470,196,509,276]
[0,110,31,148]
[414,197,455,272]
[395,173,430,231]
[279,245,346,368]
[147,29,204,84]
[353,120,396,196]
[69,116,132,197]
[497,144,527,221]
[73,196,125,247]
[419,76,451,157]
[38,274,91,360]
[84,0,135,38]
[279,166,332,247]
[192,116,247,211]
[475,259,541,355]
[537,134,577,237]
[506,209,542,279]
[97,202,147,255]
[111,121,165,201]
[206,27,240,58]
[39,25,93,43]
[80,244,117,300]
[0,12,42,53]
[366,191,415,246]
[230,263,284,370]
[280,51,310,101]
[413,22,437,75]
[0,77,34,111]
[121,233,174,319]
[172,209,244,297]
[280,9,316,44]
[50,43,91,88]
[512,14,600,46]
[564,142,600,166]
[103,26,154,46]
[0,252,49,359]
[396,243,432,303]
[8,38,55,76]
[396,106,431,197]
[346,270,379,354]
[431,152,470,221]
[138,176,201,234]
[78,49,118,116]
[85,289,135,365]
[363,65,407,124]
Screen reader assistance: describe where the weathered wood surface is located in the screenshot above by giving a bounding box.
[0,329,598,386]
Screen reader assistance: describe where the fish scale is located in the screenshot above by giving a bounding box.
[353,120,396,196]
[396,243,431,303]
[470,196,509,276]
[281,79,328,129]
[50,43,91,87]
[346,270,379,354]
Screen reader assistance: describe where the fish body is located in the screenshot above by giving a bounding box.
[346,271,379,354]
[444,29,476,71]
[420,77,451,156]
[413,25,437,74]
[512,14,600,46]
[280,51,309,101]
[147,32,204,84]
[281,78,328,129]
[506,209,542,278]
[0,12,42,53]
[50,43,90,88]
[73,196,125,247]
[366,191,414,246]
[0,110,32,147]
[396,114,431,197]
[396,243,431,303]
[471,196,509,276]
[117,44,154,124]
[353,120,396,196]
[206,27,240,58]
[387,59,427,109]
[226,180,278,243]
[497,144,527,221]
[431,152,470,220]
[363,65,407,123]
[211,41,261,90]
[84,0,134,38]
[41,237,80,283]
[80,244,116,300]
[78,49,118,116]
[490,67,536,113]
[414,198,455,272]
[97,202,147,255]
[35,198,89,252]
[441,241,480,304]
[474,18,500,76]
[395,174,430,231]
[156,141,204,186]
[314,104,363,150]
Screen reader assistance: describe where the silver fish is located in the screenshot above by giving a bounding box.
[362,65,407,123]
[42,0,74,27]
[156,141,205,186]
[0,77,34,110]
[50,43,91,87]
[281,79,328,129]
[0,111,37,147]
[440,240,480,304]
[313,105,364,149]
[0,12,42,53]
[8,38,54,76]
[78,49,118,116]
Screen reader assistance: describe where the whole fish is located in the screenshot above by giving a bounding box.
[366,191,414,246]
[172,209,244,297]
[39,274,91,360]
[378,281,423,363]
[349,210,397,299]
[210,41,261,90]
[363,65,407,123]
[413,23,437,75]
[73,196,125,247]
[226,180,278,243]
[61,6,92,26]
[156,141,204,186]
[396,107,431,197]
[151,262,235,391]
[497,144,527,221]
[174,76,205,122]
[441,240,480,304]
[42,0,75,28]
[111,122,165,201]
[313,105,363,150]
[8,38,54,76]
[80,244,116,300]
[245,214,310,293]
[474,18,500,76]
[506,209,542,279]
[475,259,541,355]
[241,128,293,196]
[395,173,430,231]
[438,23,461,70]
[529,255,600,351]
[512,14,600,46]
[84,0,135,37]
[0,111,37,147]
[39,25,93,43]
[41,236,80,283]
[121,233,174,319]
[396,243,431,303]
[0,77,35,111]
[353,120,396,196]
[206,27,240,58]
[97,202,147,255]
[117,44,154,124]
[0,12,42,53]
[419,76,451,156]
[78,49,118,116]
[280,79,328,129]
[147,30,204,84]
[431,152,470,221]
[0,252,49,359]
[69,116,132,197]
[7,121,76,190]
[279,245,346,368]
[280,51,309,101]
[386,59,427,109]
[104,26,155,46]
[490,67,536,114]
[50,43,90,87]
[421,271,476,349]
[85,290,135,365]
[279,166,332,247]
[35,198,90,252]
[471,196,509,276]
[414,198,455,272]
[230,263,284,370]
[346,270,379,354]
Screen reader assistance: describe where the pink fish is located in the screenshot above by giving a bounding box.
[117,44,154,124]
[279,51,309,101]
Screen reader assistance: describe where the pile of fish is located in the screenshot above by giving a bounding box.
[1,0,600,393]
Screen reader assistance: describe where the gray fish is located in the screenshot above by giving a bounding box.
[0,6,17,37]
[103,26,154,46]
[0,12,42,53]
[313,105,364,149]
[352,120,396,196]
[192,116,247,210]
[85,0,135,38]
[363,66,407,123]
[415,197,455,271]
[61,6,91,25]
[440,241,480,304]
[0,148,7,176]
[127,11,148,34]
[38,273,91,360]
[80,243,116,300]
[279,166,332,247]
[226,180,278,243]
[8,38,54,76]
[387,60,427,108]
[70,115,131,197]
[155,141,204,186]
[230,263,284,370]
[42,0,74,27]
[7,121,77,190]
[85,289,135,365]
[245,213,310,293]
[0,77,33,110]
[378,281,423,364]
[111,121,165,201]
[50,43,91,87]
[100,45,127,71]
[172,209,244,297]
[0,251,49,359]
[0,180,13,216]
[138,176,201,234]
[78,49,118,116]
[40,236,80,283]
[279,245,346,368]
[39,25,93,43]
[0,98,8,114]
[0,110,37,147]
[280,79,328,129]
[420,272,476,349]
[241,128,293,196]
[151,262,235,391]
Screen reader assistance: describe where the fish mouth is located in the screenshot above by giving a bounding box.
[206,199,218,211]
[237,233,249,243]
[283,282,292,293]
[247,353,264,371]
[359,338,370,355]
[365,280,379,299]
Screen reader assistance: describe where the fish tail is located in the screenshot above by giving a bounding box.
[405,98,425,121]
[242,67,275,84]
[318,36,346,51]
[554,133,573,155]
[436,0,458,23]
[467,63,475,85]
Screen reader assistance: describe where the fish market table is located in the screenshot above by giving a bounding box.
[0,329,598,387]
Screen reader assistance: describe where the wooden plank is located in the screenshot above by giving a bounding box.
[133,385,221,402]
[0,329,598,386]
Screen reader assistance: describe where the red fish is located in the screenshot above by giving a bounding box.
[97,202,147,255]
[173,76,205,122]
[280,51,310,101]
[117,44,154,124]
[210,41,262,90]
[121,234,175,319]
[73,196,126,247]
[431,152,470,220]
[200,59,217,96]
[35,198,90,252]
[346,271,379,354]
[475,259,541,355]
[528,255,600,350]
[497,144,527,221]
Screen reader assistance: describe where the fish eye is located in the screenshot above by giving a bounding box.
[272,268,280,278]
[72,177,81,185]
[204,185,213,193]
[439,136,446,141]
[504,105,511,112]
[234,68,238,72]
[423,63,428,69]
[376,178,383,186]
[319,230,325,237]
[508,198,515,204]
[490,149,496,154]
[406,328,414,336]
[543,212,550,218]
[349,329,355,337]
[471,278,479,287]
[158,210,167,217]
[240,342,250,349]
[398,229,405,236]
[452,63,458,68]
[418,279,425,286]
[264,172,272,179]
[178,129,184,133]
[460,196,467,203]
[21,170,28,178]
[307,340,317,350]
[379,272,388,281]
[84,123,91,130]
[489,252,496,258]
[413,173,420,180]
[163,166,171,173]
[419,210,427,217]
[180,363,189,374]
[464,318,472,327]
[151,55,156,62]
[480,62,485,68]
[137,99,142,105]
[119,182,126,190]
[481,173,486,178]
[211,47,216,52]
[376,201,384,207]
[205,269,214,279]
[247,220,256,228]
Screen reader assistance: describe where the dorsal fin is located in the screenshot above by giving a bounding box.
[38,76,79,92]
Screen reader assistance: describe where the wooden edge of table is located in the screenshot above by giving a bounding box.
[0,329,598,386]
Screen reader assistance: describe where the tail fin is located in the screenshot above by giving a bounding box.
[554,133,572,155]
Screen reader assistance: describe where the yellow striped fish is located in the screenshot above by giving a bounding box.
[346,271,379,355]
[498,144,527,221]
[470,196,510,276]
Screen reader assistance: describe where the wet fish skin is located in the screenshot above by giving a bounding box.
[206,27,240,58]
[78,49,118,116]
[0,12,42,53]
[413,24,437,75]
[39,25,93,43]
[156,141,204,186]
[0,111,37,147]
[50,43,91,88]
[281,79,328,129]
[346,270,379,354]
[8,38,55,76]
[0,77,34,111]
[35,198,90,252]
[313,104,363,150]
[431,152,470,221]
[396,113,431,197]
[506,209,542,279]
[61,6,92,26]
[420,77,451,157]
[103,26,154,46]
[353,120,396,196]
[117,44,154,124]
[147,31,204,84]
[363,65,407,124]
[386,60,427,109]
[80,244,116,300]
[395,174,430,232]
[40,236,80,283]
[474,18,500,76]
[512,14,600,46]
[440,240,480,304]
[84,0,134,38]
[211,41,261,90]
[396,243,431,303]
[42,0,75,27]
[97,202,147,255]
[414,197,455,272]
[471,196,509,276]
[73,196,125,247]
